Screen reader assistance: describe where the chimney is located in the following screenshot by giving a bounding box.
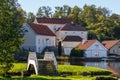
[82,39,86,45]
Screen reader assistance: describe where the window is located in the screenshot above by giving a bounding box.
[38,39,40,44]
[95,52,99,56]
[54,27,56,31]
[42,39,44,45]
[25,30,28,32]
[113,49,117,53]
[46,38,49,46]
[95,44,99,48]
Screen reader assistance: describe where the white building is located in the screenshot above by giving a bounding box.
[77,40,107,58]
[56,23,88,41]
[55,23,88,55]
[21,23,56,53]
[21,18,88,54]
[62,36,82,55]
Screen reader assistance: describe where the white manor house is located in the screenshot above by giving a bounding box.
[21,18,88,55]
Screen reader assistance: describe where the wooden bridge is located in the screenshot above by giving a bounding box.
[27,52,58,75]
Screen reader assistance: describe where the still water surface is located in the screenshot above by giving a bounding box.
[58,61,120,77]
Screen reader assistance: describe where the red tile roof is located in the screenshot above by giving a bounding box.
[102,40,119,49]
[28,23,55,36]
[63,36,82,42]
[36,18,72,24]
[61,23,87,31]
[76,40,97,50]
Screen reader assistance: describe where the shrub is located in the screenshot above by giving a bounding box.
[95,76,118,80]
[15,50,29,61]
[70,48,84,57]
[90,71,112,76]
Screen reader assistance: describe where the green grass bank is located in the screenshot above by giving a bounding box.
[1,63,118,80]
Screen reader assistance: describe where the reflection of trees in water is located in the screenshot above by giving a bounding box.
[70,61,85,66]
[69,58,85,66]
[58,59,85,66]
[107,62,120,77]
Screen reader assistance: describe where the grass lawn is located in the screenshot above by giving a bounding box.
[1,63,117,80]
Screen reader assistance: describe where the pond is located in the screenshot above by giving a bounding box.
[58,60,120,77]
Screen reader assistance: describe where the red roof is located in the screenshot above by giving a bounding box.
[102,40,119,49]
[28,23,55,36]
[61,23,87,31]
[36,18,72,24]
[63,36,82,42]
[76,40,97,50]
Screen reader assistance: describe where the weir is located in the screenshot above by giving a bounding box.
[27,52,58,75]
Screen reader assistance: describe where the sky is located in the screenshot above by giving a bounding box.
[18,0,120,15]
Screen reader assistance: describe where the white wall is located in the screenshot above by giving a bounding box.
[36,35,56,53]
[59,31,88,40]
[64,47,73,55]
[63,42,80,47]
[21,23,56,53]
[21,23,36,51]
[63,42,80,55]
[84,41,107,58]
[109,42,120,55]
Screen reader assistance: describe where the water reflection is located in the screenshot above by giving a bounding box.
[85,61,107,69]
[58,61,120,77]
[107,62,120,77]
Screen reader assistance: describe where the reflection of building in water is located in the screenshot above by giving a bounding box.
[85,61,107,69]
[107,62,120,77]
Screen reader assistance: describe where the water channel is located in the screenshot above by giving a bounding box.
[58,60,120,77]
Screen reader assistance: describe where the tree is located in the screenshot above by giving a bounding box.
[53,6,64,18]
[36,6,52,18]
[58,42,62,56]
[79,4,120,41]
[70,48,83,57]
[27,12,36,22]
[36,7,43,17]
[53,5,71,18]
[42,6,52,17]
[0,0,25,76]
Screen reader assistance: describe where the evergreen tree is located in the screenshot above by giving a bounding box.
[58,42,62,56]
[0,0,25,76]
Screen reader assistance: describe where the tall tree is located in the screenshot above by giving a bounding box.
[68,6,83,25]
[27,12,36,22]
[36,7,43,17]
[79,4,117,41]
[53,5,71,18]
[80,5,98,25]
[0,0,25,76]
[110,14,120,39]
[42,6,52,17]
[36,6,52,18]
[53,6,64,18]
